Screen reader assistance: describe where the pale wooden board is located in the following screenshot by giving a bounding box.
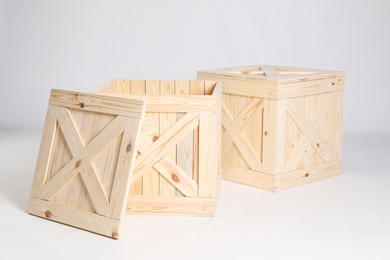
[142,80,160,196]
[126,196,216,216]
[28,89,146,239]
[129,80,146,196]
[159,81,177,197]
[175,81,192,197]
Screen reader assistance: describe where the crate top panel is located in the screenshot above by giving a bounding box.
[197,65,344,99]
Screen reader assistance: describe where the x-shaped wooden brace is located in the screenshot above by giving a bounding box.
[286,95,333,169]
[40,107,127,216]
[132,112,199,197]
[222,98,264,171]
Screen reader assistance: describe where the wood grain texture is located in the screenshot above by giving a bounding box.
[199,65,344,192]
[28,89,146,238]
[95,80,220,215]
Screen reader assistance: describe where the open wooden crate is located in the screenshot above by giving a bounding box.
[96,80,221,216]
[28,80,221,239]
[198,65,344,192]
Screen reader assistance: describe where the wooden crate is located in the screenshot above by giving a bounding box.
[95,80,221,215]
[197,65,344,192]
[28,89,146,239]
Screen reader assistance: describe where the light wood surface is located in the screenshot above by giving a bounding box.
[28,90,146,238]
[95,80,221,215]
[198,65,344,191]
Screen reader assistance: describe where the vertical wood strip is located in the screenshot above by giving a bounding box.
[31,105,59,198]
[262,99,277,175]
[142,80,161,196]
[189,81,205,184]
[198,112,217,197]
[129,80,146,195]
[175,81,192,196]
[159,81,176,196]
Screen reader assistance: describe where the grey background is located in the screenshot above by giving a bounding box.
[1,0,389,135]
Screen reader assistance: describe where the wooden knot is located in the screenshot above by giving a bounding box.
[79,102,85,108]
[304,173,310,177]
[75,160,82,168]
[45,210,53,218]
[242,71,250,75]
[264,131,268,136]
[331,82,335,86]
[112,232,119,239]
[126,143,132,153]
[152,135,159,142]
[316,143,320,148]
[171,174,179,183]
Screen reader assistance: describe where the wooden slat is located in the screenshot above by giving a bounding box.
[274,100,286,174]
[126,195,216,216]
[96,94,216,113]
[262,99,277,175]
[129,80,146,196]
[49,89,145,118]
[175,81,192,196]
[158,81,176,196]
[142,80,160,196]
[190,81,205,184]
[30,106,59,198]
[259,65,280,79]
[198,112,218,197]
[27,197,121,239]
[109,116,144,219]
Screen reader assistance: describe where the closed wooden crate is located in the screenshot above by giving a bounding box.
[198,65,344,192]
[96,80,221,215]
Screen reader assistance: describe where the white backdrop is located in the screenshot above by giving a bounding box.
[1,0,389,135]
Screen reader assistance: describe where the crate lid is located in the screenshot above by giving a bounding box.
[28,89,146,239]
[197,65,344,99]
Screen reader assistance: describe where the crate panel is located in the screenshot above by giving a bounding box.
[28,90,146,238]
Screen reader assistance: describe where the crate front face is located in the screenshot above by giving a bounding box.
[96,80,220,201]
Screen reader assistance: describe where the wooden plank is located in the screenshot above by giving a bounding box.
[109,116,144,219]
[142,80,160,196]
[262,99,277,175]
[159,80,176,196]
[198,112,218,197]
[27,197,122,239]
[198,73,344,100]
[222,165,275,192]
[275,160,341,191]
[126,195,216,216]
[30,106,58,198]
[129,80,146,196]
[275,100,286,174]
[96,94,216,113]
[190,81,205,184]
[204,81,215,95]
[175,81,192,196]
[49,89,145,118]
[259,65,280,79]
